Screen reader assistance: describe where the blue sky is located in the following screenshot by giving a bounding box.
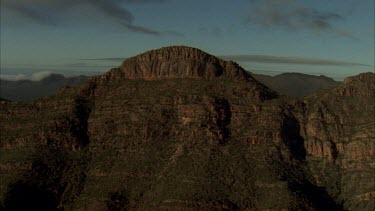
[1,0,374,80]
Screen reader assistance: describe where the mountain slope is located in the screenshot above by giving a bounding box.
[0,46,373,210]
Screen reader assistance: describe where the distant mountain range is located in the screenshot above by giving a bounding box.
[1,71,339,101]
[251,72,340,97]
[0,74,88,101]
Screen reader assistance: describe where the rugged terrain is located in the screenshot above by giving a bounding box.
[0,46,374,210]
[251,72,339,97]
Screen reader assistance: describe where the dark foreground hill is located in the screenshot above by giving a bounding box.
[0,74,88,101]
[251,72,340,97]
[0,46,374,210]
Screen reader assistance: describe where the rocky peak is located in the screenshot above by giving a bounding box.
[123,46,219,64]
[100,46,252,81]
[343,72,375,84]
[336,72,375,97]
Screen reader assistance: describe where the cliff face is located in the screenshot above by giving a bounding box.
[303,72,374,161]
[0,47,373,210]
[301,72,375,209]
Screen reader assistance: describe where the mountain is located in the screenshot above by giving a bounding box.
[0,74,88,101]
[0,46,373,210]
[251,72,340,97]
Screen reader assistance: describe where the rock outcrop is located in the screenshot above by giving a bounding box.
[343,72,375,84]
[338,72,375,97]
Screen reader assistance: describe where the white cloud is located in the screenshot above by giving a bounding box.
[30,71,53,81]
[0,71,52,81]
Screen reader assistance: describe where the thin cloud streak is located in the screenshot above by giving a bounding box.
[220,55,371,67]
[0,71,53,81]
[79,58,125,62]
[246,0,357,40]
[1,0,181,36]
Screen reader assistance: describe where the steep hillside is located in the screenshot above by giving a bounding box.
[252,72,339,97]
[0,46,373,210]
